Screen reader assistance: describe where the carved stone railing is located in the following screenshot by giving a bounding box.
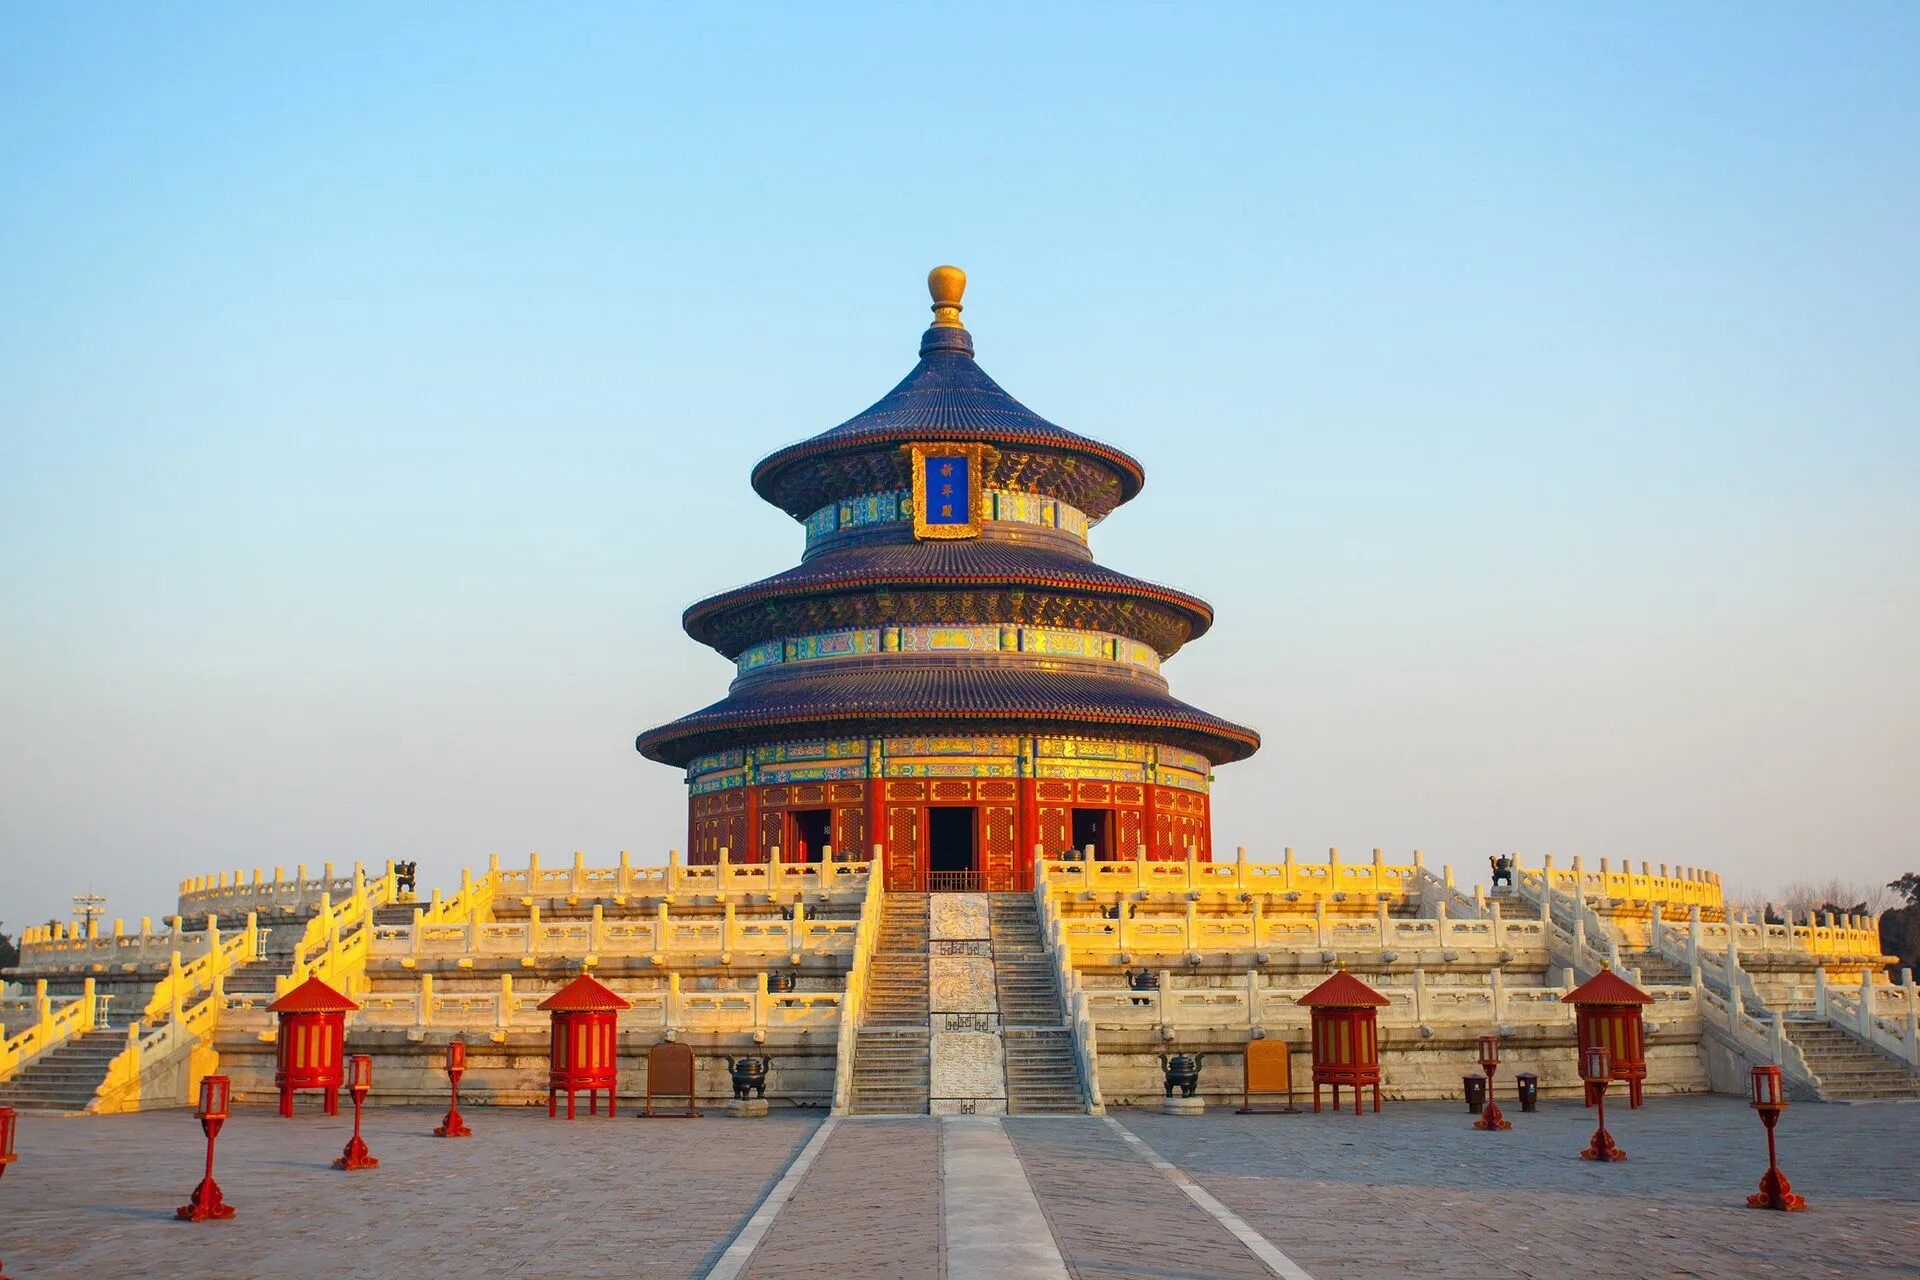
[830,853,885,1116]
[176,863,365,920]
[1081,967,1698,1035]
[1048,900,1547,966]
[1038,848,1419,904]
[370,902,858,967]
[490,850,874,904]
[1034,860,1105,1114]
[0,979,97,1083]
[1817,968,1920,1068]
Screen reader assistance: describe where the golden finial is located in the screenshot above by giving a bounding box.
[928,265,966,329]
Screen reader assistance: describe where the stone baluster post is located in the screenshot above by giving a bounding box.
[1859,968,1876,1038]
[572,850,587,896]
[1117,899,1132,952]
[1411,967,1429,1022]
[1902,969,1919,1066]
[1314,898,1328,949]
[591,903,605,955]
[1491,967,1507,1021]
[1235,845,1248,892]
[1375,899,1390,947]
[418,972,434,1029]
[755,971,769,1032]
[497,974,514,1033]
[656,901,670,954]
[1282,846,1295,892]
[525,905,541,961]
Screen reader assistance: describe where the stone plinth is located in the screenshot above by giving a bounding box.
[728,1097,770,1118]
[1161,1095,1205,1116]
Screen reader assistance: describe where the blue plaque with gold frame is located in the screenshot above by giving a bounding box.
[907,442,987,540]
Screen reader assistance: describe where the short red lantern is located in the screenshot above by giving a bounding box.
[1474,1034,1511,1131]
[1296,968,1389,1115]
[1562,964,1652,1108]
[1746,1065,1805,1210]
[538,974,632,1119]
[265,975,360,1118]
[435,1038,472,1138]
[177,1075,238,1220]
[1578,1044,1625,1162]
[0,1104,17,1279]
[332,1053,379,1171]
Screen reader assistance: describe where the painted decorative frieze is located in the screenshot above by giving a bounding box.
[802,487,1094,549]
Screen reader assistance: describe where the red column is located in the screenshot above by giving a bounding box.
[743,784,760,864]
[1017,778,1039,890]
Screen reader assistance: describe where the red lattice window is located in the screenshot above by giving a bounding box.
[835,805,867,859]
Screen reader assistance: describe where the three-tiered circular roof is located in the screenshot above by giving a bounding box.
[636,267,1259,769]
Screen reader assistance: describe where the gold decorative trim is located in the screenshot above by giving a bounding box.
[907,442,988,540]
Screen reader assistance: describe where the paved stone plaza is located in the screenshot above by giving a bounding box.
[0,1098,1914,1278]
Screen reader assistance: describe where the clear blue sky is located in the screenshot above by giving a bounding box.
[2,5,1916,934]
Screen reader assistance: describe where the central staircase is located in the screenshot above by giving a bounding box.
[850,893,931,1114]
[988,894,1086,1115]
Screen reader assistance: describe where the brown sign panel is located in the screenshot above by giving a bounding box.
[1237,1039,1298,1114]
[642,1041,700,1117]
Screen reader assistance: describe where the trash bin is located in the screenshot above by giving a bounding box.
[1463,1074,1488,1112]
[1516,1072,1539,1113]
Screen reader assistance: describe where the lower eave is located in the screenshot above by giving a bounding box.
[634,665,1260,769]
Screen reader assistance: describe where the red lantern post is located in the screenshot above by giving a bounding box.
[1562,964,1652,1107]
[332,1054,379,1171]
[1473,1034,1511,1131]
[177,1075,238,1220]
[538,975,632,1119]
[1,1104,17,1278]
[434,1039,472,1138]
[1746,1065,1806,1210]
[265,976,360,1117]
[1296,969,1390,1115]
[1578,1045,1625,1161]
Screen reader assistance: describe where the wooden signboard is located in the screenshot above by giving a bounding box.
[642,1041,701,1117]
[1236,1039,1299,1114]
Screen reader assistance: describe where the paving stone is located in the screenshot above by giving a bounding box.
[0,1104,822,1280]
[1006,1117,1274,1280]
[1123,1096,1920,1280]
[3,1097,1915,1279]
[741,1118,944,1278]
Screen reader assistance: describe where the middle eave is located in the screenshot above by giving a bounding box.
[682,539,1216,661]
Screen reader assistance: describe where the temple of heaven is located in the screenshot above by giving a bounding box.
[637,267,1259,892]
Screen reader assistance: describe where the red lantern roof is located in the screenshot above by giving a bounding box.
[266,975,360,1013]
[1296,969,1390,1008]
[537,974,633,1012]
[1563,966,1653,1006]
